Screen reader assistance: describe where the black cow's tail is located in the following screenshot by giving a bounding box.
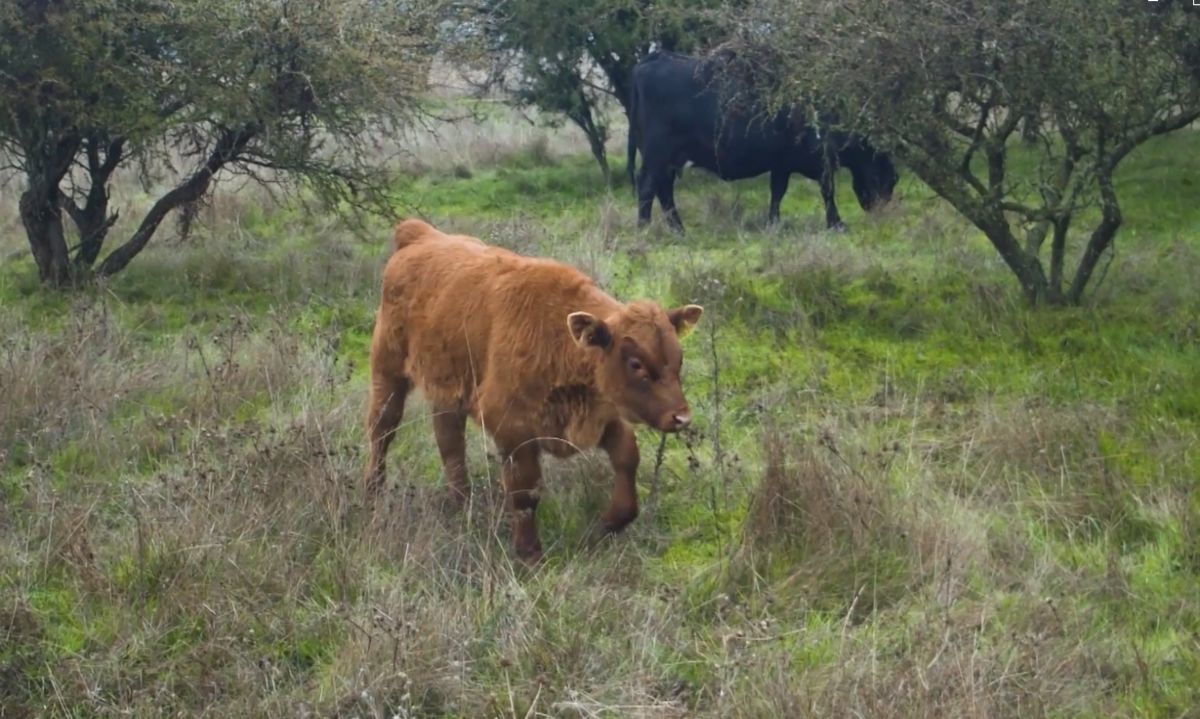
[626,79,639,196]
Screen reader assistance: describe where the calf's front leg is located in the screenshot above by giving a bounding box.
[501,443,544,563]
[600,420,640,533]
[432,407,469,507]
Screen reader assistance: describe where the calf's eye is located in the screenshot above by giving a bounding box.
[628,357,644,373]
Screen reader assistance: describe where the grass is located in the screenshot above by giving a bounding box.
[1,102,1198,717]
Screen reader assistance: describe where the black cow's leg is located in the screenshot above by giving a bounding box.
[820,170,845,230]
[656,173,684,233]
[768,170,790,225]
[636,165,655,227]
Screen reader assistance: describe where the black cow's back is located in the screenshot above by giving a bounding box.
[629,51,824,183]
[627,50,897,230]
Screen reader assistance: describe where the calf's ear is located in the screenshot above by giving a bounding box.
[567,312,612,349]
[667,304,704,339]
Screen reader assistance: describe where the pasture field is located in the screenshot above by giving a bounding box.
[1,108,1198,717]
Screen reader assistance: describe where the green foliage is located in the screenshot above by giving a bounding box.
[395,152,614,217]
[475,0,726,177]
[729,0,1200,305]
[0,0,442,283]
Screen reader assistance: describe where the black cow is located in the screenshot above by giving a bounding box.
[626,50,898,232]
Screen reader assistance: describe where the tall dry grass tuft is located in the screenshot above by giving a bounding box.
[2,294,149,477]
[945,400,1177,551]
[392,106,599,178]
[747,429,886,554]
[723,413,1128,717]
[740,425,930,619]
[783,593,1111,718]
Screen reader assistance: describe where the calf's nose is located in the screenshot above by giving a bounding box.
[671,410,691,430]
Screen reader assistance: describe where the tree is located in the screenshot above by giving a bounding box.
[728,0,1200,305]
[476,0,725,180]
[0,0,440,285]
[488,0,623,179]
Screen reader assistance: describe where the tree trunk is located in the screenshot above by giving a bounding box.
[592,52,633,119]
[581,125,610,184]
[1020,108,1039,144]
[96,126,255,277]
[66,137,125,269]
[19,186,72,285]
[70,189,117,269]
[978,214,1052,304]
[1067,169,1122,304]
[567,97,610,184]
[1048,217,1070,301]
[18,132,81,285]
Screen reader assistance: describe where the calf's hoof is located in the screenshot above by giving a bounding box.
[583,507,640,548]
[445,486,470,512]
[515,541,544,566]
[600,506,639,534]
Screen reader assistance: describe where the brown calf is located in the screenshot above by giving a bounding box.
[365,219,702,562]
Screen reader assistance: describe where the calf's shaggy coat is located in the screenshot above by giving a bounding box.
[366,219,702,561]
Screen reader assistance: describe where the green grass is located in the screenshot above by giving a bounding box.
[1,118,1198,717]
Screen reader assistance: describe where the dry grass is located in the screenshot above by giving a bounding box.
[726,418,1123,717]
[2,103,1199,718]
[392,110,591,178]
[1,264,1194,716]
